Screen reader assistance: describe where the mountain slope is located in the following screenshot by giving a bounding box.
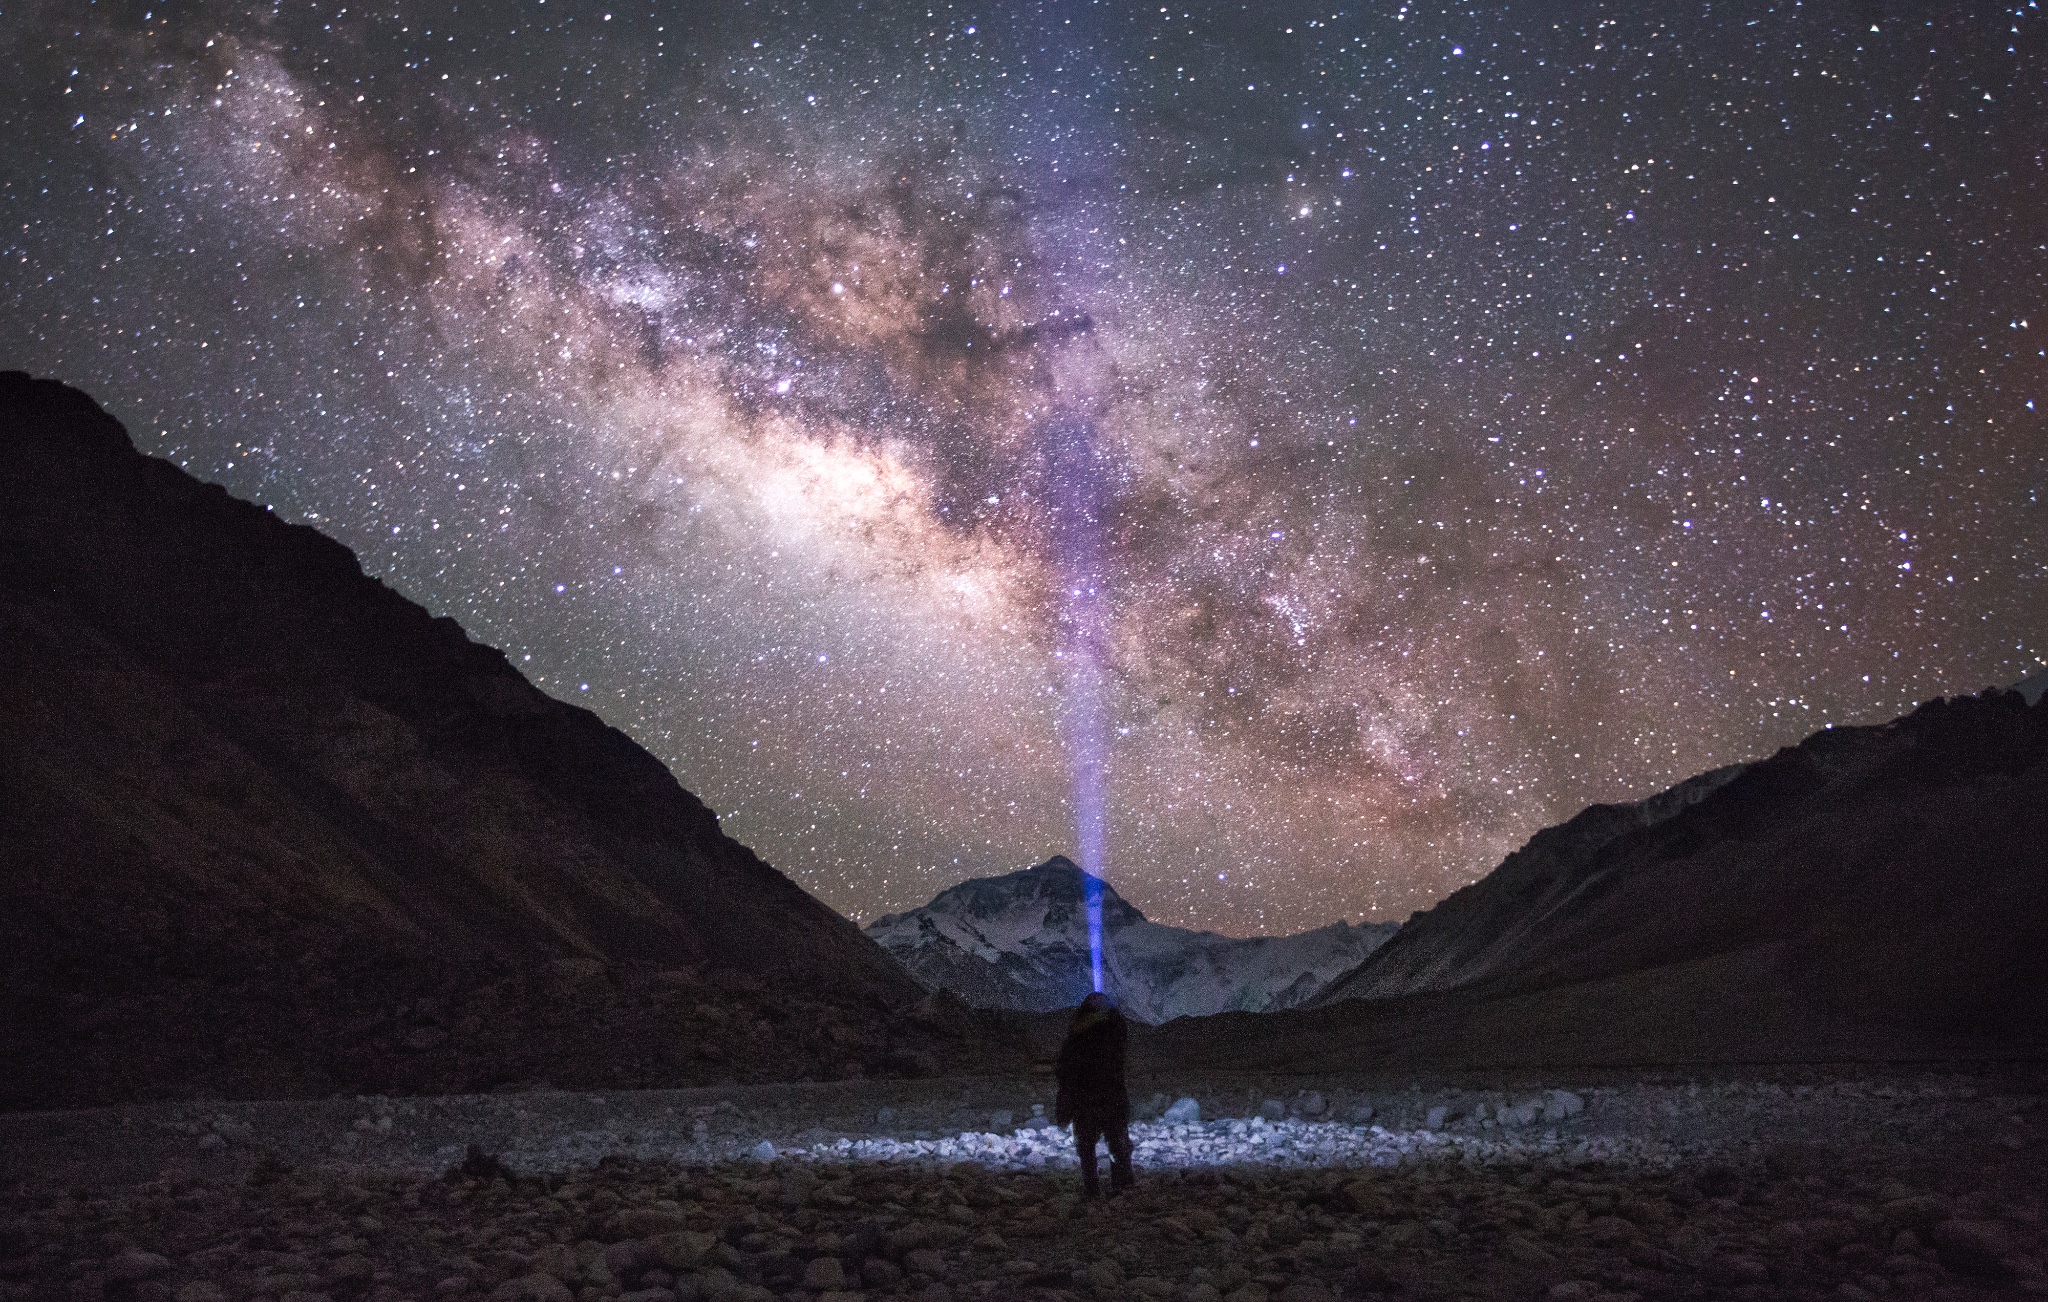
[1312,688,2048,1021]
[1143,685,2048,1070]
[867,857,1397,1022]
[0,373,988,1110]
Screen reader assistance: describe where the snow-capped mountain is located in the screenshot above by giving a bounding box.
[864,857,1399,1023]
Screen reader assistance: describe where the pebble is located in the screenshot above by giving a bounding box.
[771,1108,1626,1174]
[0,1076,2037,1302]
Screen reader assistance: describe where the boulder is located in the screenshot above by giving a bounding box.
[1542,1090,1584,1121]
[1700,1254,1770,1286]
[647,1232,716,1272]
[608,1205,689,1241]
[1879,1194,1953,1233]
[1930,1220,2013,1278]
[490,1275,574,1302]
[104,1251,171,1283]
[801,1257,847,1291]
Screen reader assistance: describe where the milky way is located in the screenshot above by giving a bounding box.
[5,3,2044,933]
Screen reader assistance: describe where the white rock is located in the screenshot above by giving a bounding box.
[1543,1090,1585,1121]
[1425,1105,1450,1129]
[749,1140,777,1163]
[1162,1097,1202,1124]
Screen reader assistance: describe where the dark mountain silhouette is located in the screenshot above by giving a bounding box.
[0,373,992,1111]
[1141,687,2048,1072]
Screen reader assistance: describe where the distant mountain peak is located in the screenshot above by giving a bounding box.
[867,858,1397,1022]
[889,856,1149,936]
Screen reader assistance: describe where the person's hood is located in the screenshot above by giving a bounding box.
[1067,1002,1121,1038]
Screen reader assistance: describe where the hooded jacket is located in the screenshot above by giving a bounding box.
[1054,993,1130,1125]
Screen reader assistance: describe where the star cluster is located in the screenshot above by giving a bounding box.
[4,2,2044,933]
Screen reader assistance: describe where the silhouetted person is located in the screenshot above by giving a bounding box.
[1054,991,1134,1196]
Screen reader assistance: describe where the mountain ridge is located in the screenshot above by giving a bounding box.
[1311,686,2048,1016]
[1123,682,2048,1074]
[867,856,1397,1022]
[0,372,993,1109]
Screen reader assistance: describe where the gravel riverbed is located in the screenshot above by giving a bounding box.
[3,1070,2042,1301]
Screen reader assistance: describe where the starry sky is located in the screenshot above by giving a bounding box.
[4,2,2045,935]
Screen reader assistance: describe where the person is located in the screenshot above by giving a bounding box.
[1054,991,1134,1197]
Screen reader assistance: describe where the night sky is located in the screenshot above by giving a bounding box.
[4,2,2044,935]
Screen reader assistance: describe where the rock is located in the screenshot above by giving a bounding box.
[452,1145,515,1183]
[1346,1102,1375,1124]
[197,1131,226,1152]
[1931,1220,2013,1278]
[609,1205,689,1240]
[1342,1180,1392,1218]
[861,1258,902,1286]
[1880,1194,1953,1233]
[1085,1259,1125,1290]
[490,1275,575,1302]
[327,1254,376,1285]
[1584,1215,1636,1246]
[1502,1235,1555,1265]
[1265,1216,1307,1247]
[1424,1106,1450,1130]
[1296,1092,1326,1118]
[1258,1100,1287,1121]
[748,1140,777,1163]
[105,1251,172,1282]
[647,1232,715,1271]
[1542,1090,1584,1121]
[904,1248,948,1278]
[1162,1097,1202,1125]
[802,1257,848,1291]
[1701,1254,1770,1286]
[605,1240,650,1278]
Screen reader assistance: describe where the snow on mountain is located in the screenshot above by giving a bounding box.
[864,857,1398,1023]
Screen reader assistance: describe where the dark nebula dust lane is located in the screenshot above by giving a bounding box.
[4,2,2044,933]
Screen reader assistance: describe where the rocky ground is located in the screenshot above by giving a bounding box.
[2,1070,2042,1301]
